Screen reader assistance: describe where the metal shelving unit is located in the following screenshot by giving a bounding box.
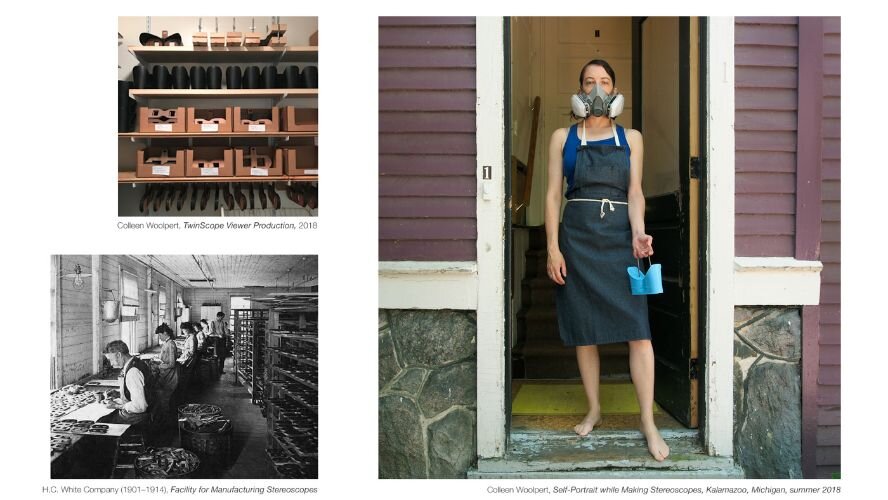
[233,309,268,404]
[263,295,318,479]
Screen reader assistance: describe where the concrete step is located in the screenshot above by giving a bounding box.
[469,429,744,479]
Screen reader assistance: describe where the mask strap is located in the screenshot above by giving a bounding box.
[612,122,620,147]
[581,120,587,146]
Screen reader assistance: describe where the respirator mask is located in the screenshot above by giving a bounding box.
[570,84,624,119]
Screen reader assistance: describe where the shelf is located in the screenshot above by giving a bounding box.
[269,332,318,343]
[129,89,317,100]
[129,46,318,64]
[269,348,299,362]
[268,348,317,367]
[119,131,317,140]
[271,432,317,458]
[297,357,317,368]
[118,172,318,184]
[274,366,318,390]
[267,400,317,429]
[269,381,317,413]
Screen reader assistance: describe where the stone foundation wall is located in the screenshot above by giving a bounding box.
[378,310,477,478]
[733,307,802,478]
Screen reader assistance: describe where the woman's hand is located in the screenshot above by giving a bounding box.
[633,234,654,259]
[547,249,567,285]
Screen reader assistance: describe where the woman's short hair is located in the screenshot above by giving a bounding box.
[201,319,210,326]
[180,322,195,334]
[103,340,130,355]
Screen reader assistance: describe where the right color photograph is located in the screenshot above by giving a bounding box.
[378,17,841,479]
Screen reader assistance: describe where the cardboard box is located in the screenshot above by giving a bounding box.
[283,146,318,176]
[244,33,261,46]
[193,32,208,46]
[139,106,186,133]
[282,107,318,132]
[186,107,233,133]
[186,148,234,177]
[136,148,186,178]
[233,107,280,133]
[235,147,283,177]
[226,32,243,47]
[309,31,318,46]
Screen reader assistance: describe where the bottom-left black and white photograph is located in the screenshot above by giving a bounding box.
[49,255,318,479]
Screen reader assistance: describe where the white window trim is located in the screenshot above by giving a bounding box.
[734,257,823,306]
[378,261,478,310]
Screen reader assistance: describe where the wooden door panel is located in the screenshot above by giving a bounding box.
[640,17,697,428]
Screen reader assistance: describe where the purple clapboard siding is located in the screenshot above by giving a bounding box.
[379,154,476,177]
[380,90,476,112]
[816,17,841,480]
[735,17,799,257]
[736,17,843,479]
[380,176,476,198]
[380,197,476,219]
[380,111,477,134]
[379,17,477,261]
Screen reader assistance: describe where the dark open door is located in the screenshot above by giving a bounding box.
[635,17,700,428]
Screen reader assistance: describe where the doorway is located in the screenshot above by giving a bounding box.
[507,17,703,441]
[229,295,252,330]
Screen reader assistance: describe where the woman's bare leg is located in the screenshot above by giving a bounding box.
[574,345,603,436]
[628,339,670,461]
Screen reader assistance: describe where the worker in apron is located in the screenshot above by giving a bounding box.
[544,59,668,462]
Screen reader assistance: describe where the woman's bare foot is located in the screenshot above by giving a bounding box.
[640,421,669,461]
[573,411,602,437]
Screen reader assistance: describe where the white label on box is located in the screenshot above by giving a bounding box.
[251,168,269,176]
[305,169,319,174]
[154,124,174,132]
[200,168,219,176]
[152,165,171,176]
[248,124,266,132]
[201,123,219,132]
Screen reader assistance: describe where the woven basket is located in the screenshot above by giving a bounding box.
[180,420,232,464]
[134,447,200,479]
[177,403,222,420]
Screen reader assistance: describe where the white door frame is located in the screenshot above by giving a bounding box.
[475,16,737,459]
[702,16,735,457]
[476,16,508,459]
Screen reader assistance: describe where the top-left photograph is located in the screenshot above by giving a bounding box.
[118,17,319,217]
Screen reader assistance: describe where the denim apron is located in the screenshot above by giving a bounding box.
[555,122,652,346]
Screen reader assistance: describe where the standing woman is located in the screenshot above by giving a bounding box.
[153,324,179,427]
[176,322,199,398]
[196,319,209,352]
[545,59,669,461]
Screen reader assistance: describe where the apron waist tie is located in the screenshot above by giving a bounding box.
[566,198,628,219]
